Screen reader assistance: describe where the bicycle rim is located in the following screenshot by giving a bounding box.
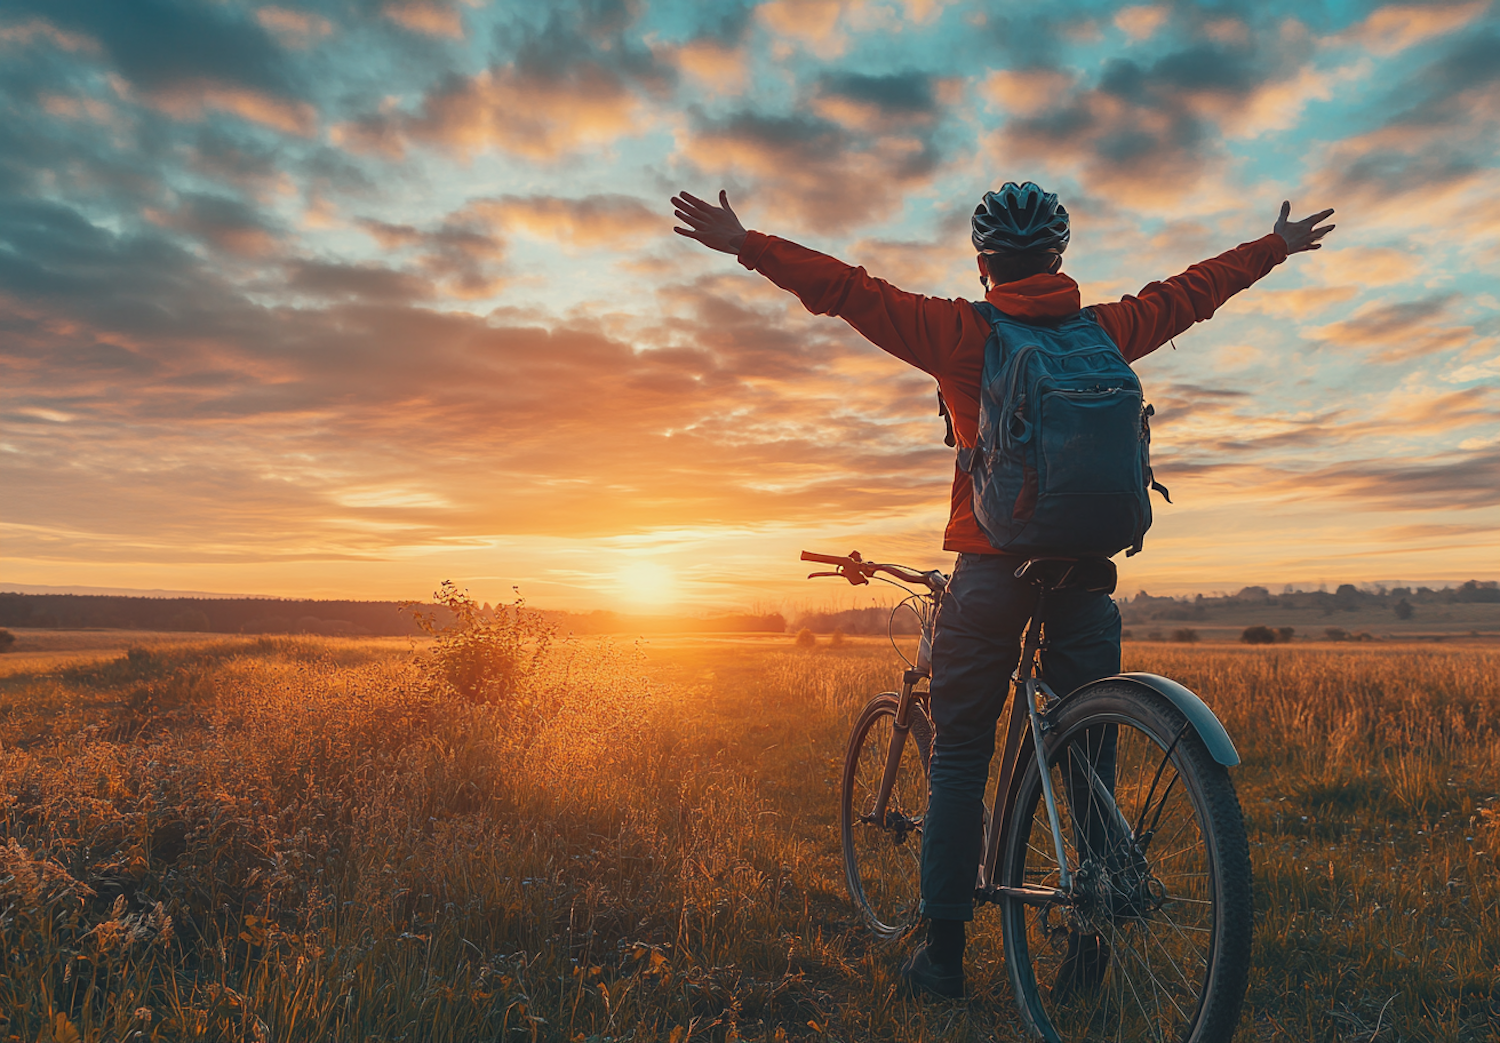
[1000,688,1251,1043]
[841,694,932,940]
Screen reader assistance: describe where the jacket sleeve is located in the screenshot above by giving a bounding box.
[737,231,987,379]
[1091,233,1289,363]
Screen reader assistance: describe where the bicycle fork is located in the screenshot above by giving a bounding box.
[871,625,935,827]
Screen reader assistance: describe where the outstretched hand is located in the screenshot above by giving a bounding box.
[672,190,747,255]
[1274,201,1336,254]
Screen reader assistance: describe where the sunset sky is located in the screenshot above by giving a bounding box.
[2,0,1497,612]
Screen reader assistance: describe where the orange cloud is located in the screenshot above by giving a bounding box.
[1235,285,1358,320]
[981,68,1077,118]
[1329,0,1489,56]
[670,38,749,95]
[382,1,465,39]
[152,83,317,137]
[1114,5,1169,42]
[756,0,858,58]
[466,195,661,250]
[391,65,648,160]
[1307,247,1422,288]
[1306,295,1479,362]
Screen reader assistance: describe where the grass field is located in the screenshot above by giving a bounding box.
[1,629,1498,1042]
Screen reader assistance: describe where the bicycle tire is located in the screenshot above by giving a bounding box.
[841,693,934,940]
[999,682,1252,1043]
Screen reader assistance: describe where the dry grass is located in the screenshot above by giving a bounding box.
[1,633,1497,1042]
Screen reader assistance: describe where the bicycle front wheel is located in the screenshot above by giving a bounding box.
[1000,682,1252,1043]
[841,693,933,940]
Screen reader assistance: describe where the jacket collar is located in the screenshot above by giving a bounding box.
[984,272,1081,322]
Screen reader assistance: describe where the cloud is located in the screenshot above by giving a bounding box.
[466,194,661,250]
[149,83,318,137]
[1309,29,1500,236]
[1,199,956,554]
[412,66,650,159]
[1329,0,1489,56]
[677,70,954,234]
[382,1,466,39]
[0,17,100,54]
[989,26,1321,208]
[668,37,750,95]
[756,0,858,58]
[255,7,334,48]
[144,193,282,258]
[356,212,506,298]
[335,2,672,161]
[1235,285,1358,320]
[285,260,432,303]
[1306,247,1422,288]
[10,0,297,98]
[1305,294,1479,362]
[982,68,1077,118]
[1114,5,1168,42]
[811,69,954,132]
[1291,450,1500,511]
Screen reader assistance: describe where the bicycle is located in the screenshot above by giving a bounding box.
[803,549,1252,1043]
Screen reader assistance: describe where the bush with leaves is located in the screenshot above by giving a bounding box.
[404,582,556,715]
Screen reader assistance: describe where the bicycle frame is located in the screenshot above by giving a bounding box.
[821,557,1075,906]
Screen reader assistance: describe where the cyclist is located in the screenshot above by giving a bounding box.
[671,183,1334,998]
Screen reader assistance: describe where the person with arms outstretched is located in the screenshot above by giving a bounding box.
[670,183,1334,998]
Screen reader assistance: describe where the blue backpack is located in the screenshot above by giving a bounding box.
[955,301,1168,557]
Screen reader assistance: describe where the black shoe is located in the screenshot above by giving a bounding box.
[900,942,965,999]
[1052,932,1109,1003]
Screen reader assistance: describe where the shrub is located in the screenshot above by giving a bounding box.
[404,581,554,708]
[1172,628,1199,643]
[0,628,13,652]
[1277,627,1296,643]
[1324,627,1350,642]
[830,627,847,647]
[1241,625,1277,645]
[1394,597,1414,620]
[794,628,817,649]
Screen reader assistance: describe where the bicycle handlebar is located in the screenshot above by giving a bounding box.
[800,550,947,592]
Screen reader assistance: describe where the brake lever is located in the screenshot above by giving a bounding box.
[806,567,870,585]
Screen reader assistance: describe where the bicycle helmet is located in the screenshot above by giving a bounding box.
[971,181,1070,255]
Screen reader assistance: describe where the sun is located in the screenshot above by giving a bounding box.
[613,560,681,609]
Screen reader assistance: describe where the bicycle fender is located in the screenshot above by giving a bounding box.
[1065,672,1240,767]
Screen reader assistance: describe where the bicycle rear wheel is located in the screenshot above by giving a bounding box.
[1000,682,1251,1043]
[841,693,933,940]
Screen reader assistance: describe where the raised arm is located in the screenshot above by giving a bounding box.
[1092,201,1336,363]
[670,189,980,377]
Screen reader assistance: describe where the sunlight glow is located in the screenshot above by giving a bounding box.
[613,560,682,609]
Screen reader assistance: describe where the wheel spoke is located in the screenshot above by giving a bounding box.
[999,694,1248,1043]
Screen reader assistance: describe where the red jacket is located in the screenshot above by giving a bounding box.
[737,230,1289,554]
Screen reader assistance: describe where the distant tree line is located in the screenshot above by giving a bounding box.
[0,593,788,637]
[1121,580,1499,624]
[0,593,429,635]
